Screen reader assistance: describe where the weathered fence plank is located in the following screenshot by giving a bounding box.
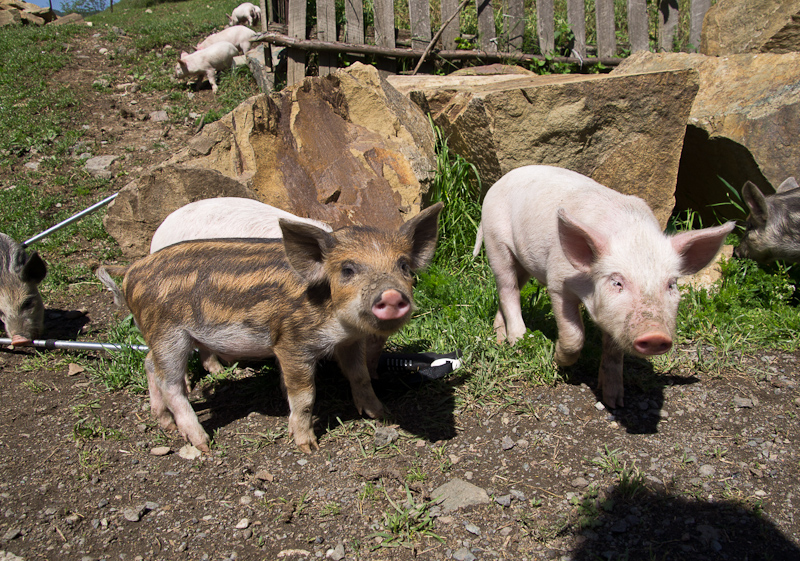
[689,0,710,52]
[627,0,648,52]
[345,0,364,44]
[286,0,306,85]
[536,0,554,54]
[374,0,396,47]
[316,0,336,75]
[567,0,586,58]
[504,0,525,52]
[409,0,432,50]
[475,0,497,52]
[595,0,616,57]
[441,0,460,50]
[659,0,679,51]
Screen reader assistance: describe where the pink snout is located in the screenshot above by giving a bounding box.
[10,334,32,347]
[633,332,673,356]
[372,289,410,321]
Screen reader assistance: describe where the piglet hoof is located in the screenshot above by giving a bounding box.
[356,397,385,420]
[295,435,320,454]
[600,386,625,410]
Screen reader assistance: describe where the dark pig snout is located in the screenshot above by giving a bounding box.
[372,289,410,321]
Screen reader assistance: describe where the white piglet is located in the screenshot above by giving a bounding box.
[174,41,238,94]
[196,25,256,55]
[150,198,332,253]
[474,165,735,409]
[228,2,261,26]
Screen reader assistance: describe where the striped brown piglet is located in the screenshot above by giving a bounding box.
[98,203,443,453]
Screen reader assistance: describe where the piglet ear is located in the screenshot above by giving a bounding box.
[400,202,443,271]
[21,252,47,284]
[557,208,608,274]
[741,181,769,227]
[777,177,799,193]
[672,221,736,276]
[280,219,335,285]
[180,51,189,59]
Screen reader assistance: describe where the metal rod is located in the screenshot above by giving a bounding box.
[23,193,118,247]
[0,338,149,353]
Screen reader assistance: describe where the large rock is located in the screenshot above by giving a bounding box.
[0,0,56,26]
[613,51,800,220]
[701,0,800,55]
[105,63,436,259]
[388,70,699,226]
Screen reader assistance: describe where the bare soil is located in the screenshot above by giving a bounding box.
[1,31,799,561]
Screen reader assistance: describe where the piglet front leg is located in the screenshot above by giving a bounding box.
[598,332,625,409]
[335,340,385,419]
[277,350,320,453]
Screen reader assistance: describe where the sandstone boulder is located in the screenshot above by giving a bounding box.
[105,63,436,259]
[701,0,800,55]
[388,69,699,226]
[0,0,56,26]
[613,51,800,220]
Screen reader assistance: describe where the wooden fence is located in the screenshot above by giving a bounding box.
[252,0,712,87]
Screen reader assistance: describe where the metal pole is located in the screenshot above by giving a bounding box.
[0,338,149,353]
[23,193,118,247]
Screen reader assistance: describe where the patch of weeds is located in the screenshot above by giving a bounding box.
[358,481,380,502]
[369,486,443,550]
[22,379,51,393]
[239,426,286,450]
[405,464,427,483]
[320,502,341,517]
[569,486,613,530]
[78,448,110,478]
[591,445,623,474]
[84,314,148,393]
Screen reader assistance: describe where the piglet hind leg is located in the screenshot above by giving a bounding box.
[277,350,320,453]
[488,248,530,344]
[335,340,385,420]
[598,332,625,409]
[148,351,211,451]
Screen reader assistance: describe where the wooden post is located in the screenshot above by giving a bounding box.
[286,0,306,86]
[345,0,364,44]
[317,0,336,75]
[658,0,679,52]
[475,0,496,52]
[259,0,267,31]
[689,0,710,52]
[409,0,432,50]
[374,0,396,73]
[627,0,648,52]
[536,0,554,54]
[504,0,524,52]
[566,0,585,58]
[595,0,616,58]
[441,0,460,50]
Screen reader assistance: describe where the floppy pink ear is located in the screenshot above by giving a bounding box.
[180,51,189,59]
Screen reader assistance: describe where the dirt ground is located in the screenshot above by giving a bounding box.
[0,31,799,561]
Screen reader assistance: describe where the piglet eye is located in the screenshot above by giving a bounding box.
[341,262,356,280]
[667,279,678,291]
[397,258,412,276]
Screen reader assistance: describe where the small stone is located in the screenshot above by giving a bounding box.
[92,78,109,88]
[510,489,526,501]
[571,477,590,489]
[149,110,169,122]
[557,403,570,415]
[374,426,399,448]
[501,436,515,450]
[235,518,250,529]
[699,464,716,477]
[325,543,345,560]
[733,396,753,408]
[84,155,117,179]
[452,547,476,561]
[150,446,171,456]
[255,470,274,482]
[297,459,308,466]
[123,505,146,522]
[495,494,512,507]
[515,439,530,449]
[594,402,606,411]
[178,444,202,460]
[464,522,481,535]
[67,363,85,376]
[24,161,39,171]
[2,526,22,540]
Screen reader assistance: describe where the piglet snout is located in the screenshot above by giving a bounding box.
[633,332,672,355]
[372,289,410,321]
[11,334,32,347]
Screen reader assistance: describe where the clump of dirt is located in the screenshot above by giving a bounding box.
[0,31,799,561]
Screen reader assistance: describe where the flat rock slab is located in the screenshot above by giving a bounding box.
[389,69,699,227]
[85,155,118,179]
